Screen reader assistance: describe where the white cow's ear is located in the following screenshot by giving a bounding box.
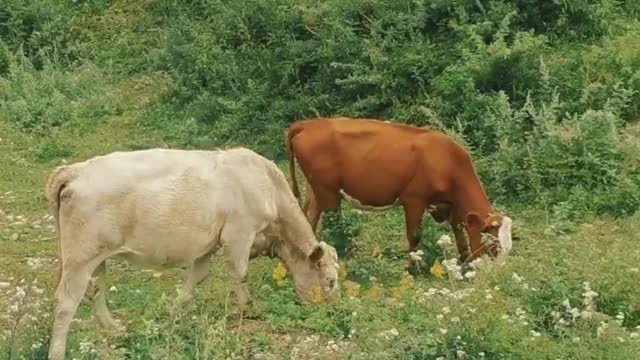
[309,245,325,263]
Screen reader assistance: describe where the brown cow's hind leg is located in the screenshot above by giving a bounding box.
[402,200,426,253]
[304,184,341,233]
[303,185,322,232]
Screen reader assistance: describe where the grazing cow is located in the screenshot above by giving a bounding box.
[45,147,340,360]
[285,117,512,262]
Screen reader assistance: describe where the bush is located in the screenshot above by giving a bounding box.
[0,0,639,219]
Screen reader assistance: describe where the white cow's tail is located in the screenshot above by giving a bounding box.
[44,165,75,287]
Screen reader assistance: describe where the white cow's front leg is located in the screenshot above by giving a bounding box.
[221,225,256,309]
[173,250,215,307]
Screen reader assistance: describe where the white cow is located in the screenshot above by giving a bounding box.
[45,147,340,360]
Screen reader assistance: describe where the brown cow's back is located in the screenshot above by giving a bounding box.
[289,118,471,208]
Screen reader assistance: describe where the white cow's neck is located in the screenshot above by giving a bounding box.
[275,195,318,260]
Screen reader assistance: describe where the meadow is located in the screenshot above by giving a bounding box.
[1,0,640,359]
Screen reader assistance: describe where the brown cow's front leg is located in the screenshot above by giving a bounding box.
[452,223,470,264]
[402,201,426,253]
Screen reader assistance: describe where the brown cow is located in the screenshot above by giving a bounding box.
[285,117,512,262]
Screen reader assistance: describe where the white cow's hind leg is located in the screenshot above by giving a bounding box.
[221,223,256,309]
[48,264,98,360]
[173,250,215,307]
[93,261,125,333]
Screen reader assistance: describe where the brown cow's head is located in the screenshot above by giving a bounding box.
[465,212,513,257]
[288,241,340,304]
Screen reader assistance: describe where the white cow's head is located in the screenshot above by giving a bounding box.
[288,241,340,304]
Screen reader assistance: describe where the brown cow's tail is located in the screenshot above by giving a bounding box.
[44,165,75,288]
[285,123,303,200]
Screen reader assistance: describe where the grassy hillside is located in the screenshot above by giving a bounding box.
[1,0,640,359]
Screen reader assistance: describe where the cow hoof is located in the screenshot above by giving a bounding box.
[100,318,126,335]
[405,261,424,276]
[237,298,254,311]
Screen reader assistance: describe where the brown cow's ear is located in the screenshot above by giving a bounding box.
[466,212,484,229]
[309,245,324,263]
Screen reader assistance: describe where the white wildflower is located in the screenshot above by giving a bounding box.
[439,328,448,335]
[409,250,424,263]
[456,350,466,359]
[379,328,399,340]
[478,352,486,357]
[443,258,463,280]
[464,271,476,279]
[109,286,117,292]
[485,293,493,300]
[630,332,639,339]
[512,273,523,283]
[15,287,26,300]
[469,258,484,270]
[569,307,580,320]
[436,314,444,320]
[597,321,608,337]
[580,310,593,319]
[450,316,460,323]
[530,330,541,337]
[572,337,581,343]
[326,340,340,352]
[438,288,452,296]
[437,235,452,247]
[78,341,95,355]
[442,306,451,314]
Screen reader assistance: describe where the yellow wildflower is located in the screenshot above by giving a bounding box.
[343,280,361,299]
[310,286,325,304]
[338,262,348,281]
[430,259,446,279]
[366,281,384,301]
[272,262,288,287]
[371,244,382,259]
[399,274,415,289]
[391,273,415,299]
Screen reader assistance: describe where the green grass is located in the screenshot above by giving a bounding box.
[2,0,640,358]
[2,116,640,359]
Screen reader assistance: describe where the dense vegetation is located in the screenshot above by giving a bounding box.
[1,0,639,359]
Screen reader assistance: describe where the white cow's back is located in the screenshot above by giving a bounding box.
[59,148,281,269]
